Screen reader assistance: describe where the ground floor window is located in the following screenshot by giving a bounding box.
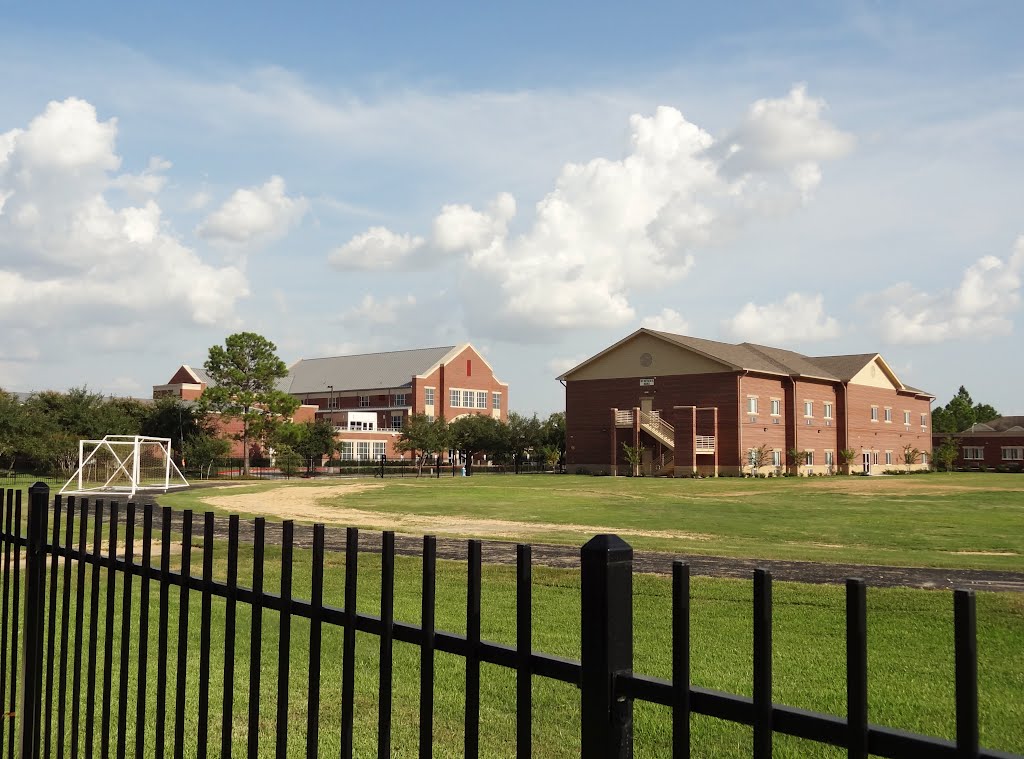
[356,441,370,459]
[825,450,834,467]
[373,441,386,458]
[1002,447,1023,461]
[804,451,814,466]
[340,441,354,461]
[772,450,781,467]
[963,447,984,460]
[885,451,892,465]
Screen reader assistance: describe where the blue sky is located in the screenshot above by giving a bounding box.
[1,1,1022,416]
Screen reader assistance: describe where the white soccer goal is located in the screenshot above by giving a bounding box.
[60,435,189,497]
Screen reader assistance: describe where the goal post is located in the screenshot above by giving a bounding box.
[60,435,189,497]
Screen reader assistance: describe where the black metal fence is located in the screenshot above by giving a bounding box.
[184,458,555,480]
[0,483,1019,758]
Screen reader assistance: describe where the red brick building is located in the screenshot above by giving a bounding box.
[559,329,934,476]
[155,344,508,460]
[933,417,1024,471]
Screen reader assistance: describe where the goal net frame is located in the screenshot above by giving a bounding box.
[60,435,189,497]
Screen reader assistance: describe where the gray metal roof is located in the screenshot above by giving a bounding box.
[283,345,459,394]
[807,353,880,382]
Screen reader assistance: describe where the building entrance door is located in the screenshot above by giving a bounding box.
[640,397,653,414]
[862,452,870,474]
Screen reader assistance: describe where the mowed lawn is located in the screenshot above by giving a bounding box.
[160,472,1024,571]
[29,538,1024,758]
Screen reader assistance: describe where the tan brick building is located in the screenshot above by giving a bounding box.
[155,344,508,460]
[559,329,933,476]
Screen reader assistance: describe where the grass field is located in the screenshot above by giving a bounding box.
[26,537,1024,758]
[157,472,1024,571]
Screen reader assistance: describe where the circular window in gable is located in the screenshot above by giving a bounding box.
[640,352,653,367]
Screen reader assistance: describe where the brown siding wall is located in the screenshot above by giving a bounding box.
[933,434,1024,470]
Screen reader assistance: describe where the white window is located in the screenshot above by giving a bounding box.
[903,410,911,425]
[327,395,338,409]
[921,453,928,466]
[871,406,878,421]
[356,441,370,460]
[747,397,758,414]
[872,452,879,465]
[450,388,460,407]
[391,414,402,430]
[884,407,892,423]
[339,441,354,461]
[359,395,370,407]
[424,387,435,406]
[772,450,782,467]
[770,399,780,416]
[885,451,892,465]
[1002,447,1023,461]
[373,441,386,459]
[920,413,927,428]
[805,451,814,466]
[963,447,983,460]
[426,414,434,423]
[825,451,834,467]
[394,393,407,406]
[463,390,475,407]
[824,403,833,419]
[804,401,813,417]
[476,391,488,409]
[492,392,501,410]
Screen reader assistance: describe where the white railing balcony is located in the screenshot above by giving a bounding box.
[695,435,716,453]
[639,410,674,441]
[615,410,634,427]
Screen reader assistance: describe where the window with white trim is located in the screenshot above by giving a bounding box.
[920,413,927,428]
[356,441,370,460]
[825,450,834,467]
[870,406,878,421]
[772,450,782,467]
[805,451,814,466]
[373,441,386,458]
[339,441,354,461]
[450,388,460,407]
[463,390,475,408]
[747,397,758,414]
[963,447,984,460]
[327,395,338,409]
[391,414,402,430]
[804,401,813,417]
[359,395,370,407]
[770,399,780,416]
[492,392,501,410]
[824,403,833,419]
[884,407,892,422]
[393,393,407,406]
[476,391,488,409]
[1002,447,1023,461]
[885,451,892,465]
[424,387,435,406]
[903,410,911,425]
[921,453,928,466]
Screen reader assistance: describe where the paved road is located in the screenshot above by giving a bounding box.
[66,497,1022,594]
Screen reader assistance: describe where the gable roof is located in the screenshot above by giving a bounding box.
[283,345,461,394]
[967,416,1024,433]
[559,329,932,395]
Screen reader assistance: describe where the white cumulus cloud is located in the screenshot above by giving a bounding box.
[641,308,690,334]
[328,227,426,270]
[332,86,852,340]
[724,293,840,343]
[0,97,249,336]
[860,237,1024,344]
[197,175,308,245]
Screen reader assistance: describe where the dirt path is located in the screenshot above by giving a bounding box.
[110,491,1024,593]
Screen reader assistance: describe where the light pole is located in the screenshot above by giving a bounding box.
[327,385,334,422]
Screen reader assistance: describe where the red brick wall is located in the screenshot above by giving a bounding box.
[566,372,740,472]
[845,385,932,469]
[934,434,1024,470]
[737,375,789,468]
[436,346,508,421]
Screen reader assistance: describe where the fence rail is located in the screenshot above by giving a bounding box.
[0,483,1019,758]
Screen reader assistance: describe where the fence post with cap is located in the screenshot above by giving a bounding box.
[18,483,49,759]
[580,534,634,759]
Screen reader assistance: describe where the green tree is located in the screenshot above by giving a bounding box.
[0,390,25,474]
[931,386,999,433]
[541,411,566,467]
[449,414,504,475]
[140,397,204,455]
[182,434,232,478]
[275,445,303,478]
[293,419,337,473]
[621,442,644,477]
[505,412,543,473]
[200,332,299,476]
[747,444,772,476]
[902,444,921,472]
[933,437,959,472]
[397,414,450,476]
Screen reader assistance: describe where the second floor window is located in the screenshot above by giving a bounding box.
[747,397,757,414]
[424,387,435,406]
[870,407,878,421]
[493,392,501,410]
[450,389,460,407]
[394,393,407,406]
[476,391,488,409]
[824,403,833,419]
[770,399,780,415]
[884,408,892,422]
[804,401,813,417]
[359,395,370,407]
